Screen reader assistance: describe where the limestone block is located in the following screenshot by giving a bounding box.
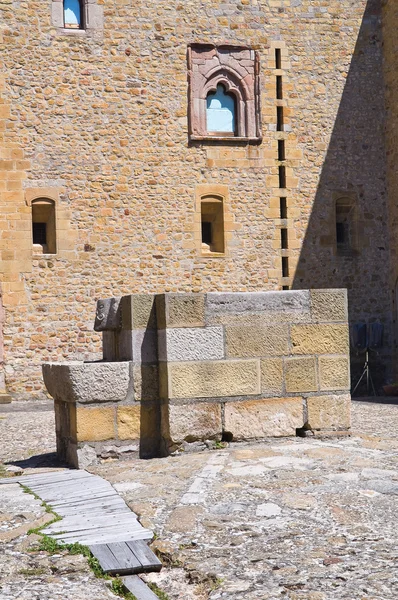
[166,402,222,443]
[206,291,311,325]
[118,329,157,363]
[306,394,351,430]
[224,398,304,439]
[121,294,156,330]
[117,405,141,440]
[260,358,283,394]
[159,294,205,328]
[42,361,131,404]
[311,289,348,322]
[225,324,289,357]
[291,325,349,355]
[285,357,317,393]
[168,360,260,398]
[319,356,350,391]
[133,364,159,401]
[75,406,116,442]
[94,297,121,331]
[158,326,224,362]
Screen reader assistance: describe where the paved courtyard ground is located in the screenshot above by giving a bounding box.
[0,399,397,600]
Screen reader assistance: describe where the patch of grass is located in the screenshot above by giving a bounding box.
[18,567,47,577]
[111,578,138,600]
[147,582,170,600]
[22,484,158,599]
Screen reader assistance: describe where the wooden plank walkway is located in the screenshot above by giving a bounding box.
[0,469,162,593]
[122,575,159,600]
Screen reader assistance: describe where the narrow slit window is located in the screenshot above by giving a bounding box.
[32,199,56,254]
[279,166,286,189]
[278,139,285,161]
[206,84,236,135]
[200,196,225,254]
[276,76,283,100]
[281,228,288,250]
[64,0,83,29]
[275,49,282,70]
[335,197,356,254]
[277,106,284,131]
[282,256,289,278]
[280,197,287,219]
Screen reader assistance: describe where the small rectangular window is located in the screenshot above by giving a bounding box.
[32,199,56,254]
[201,198,225,254]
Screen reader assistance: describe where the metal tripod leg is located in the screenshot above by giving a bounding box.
[352,350,376,396]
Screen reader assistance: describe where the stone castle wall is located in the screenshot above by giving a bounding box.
[0,0,392,397]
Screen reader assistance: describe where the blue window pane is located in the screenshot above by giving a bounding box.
[206,84,236,133]
[64,0,81,27]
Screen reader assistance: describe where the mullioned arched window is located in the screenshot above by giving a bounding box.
[188,44,262,142]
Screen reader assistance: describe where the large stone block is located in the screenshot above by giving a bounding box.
[75,406,116,442]
[168,360,260,398]
[132,364,159,401]
[224,398,304,439]
[166,402,222,443]
[261,358,283,394]
[121,294,156,330]
[206,291,311,325]
[117,405,141,440]
[310,289,348,323]
[42,361,131,404]
[158,326,224,362]
[291,324,349,355]
[118,329,158,363]
[157,294,205,328]
[225,324,289,357]
[285,357,317,392]
[319,356,350,391]
[306,394,351,430]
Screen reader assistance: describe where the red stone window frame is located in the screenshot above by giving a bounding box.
[188,44,262,143]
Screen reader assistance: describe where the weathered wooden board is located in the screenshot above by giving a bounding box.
[4,470,160,573]
[122,576,159,600]
[127,540,162,572]
[89,540,161,575]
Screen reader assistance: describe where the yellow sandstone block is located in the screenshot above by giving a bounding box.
[117,405,141,440]
[75,406,116,442]
[285,356,317,392]
[291,324,349,355]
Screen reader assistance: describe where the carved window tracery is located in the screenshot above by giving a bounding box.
[188,44,261,142]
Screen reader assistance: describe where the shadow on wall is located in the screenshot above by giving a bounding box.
[291,0,391,392]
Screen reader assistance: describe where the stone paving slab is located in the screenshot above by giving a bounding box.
[0,399,398,599]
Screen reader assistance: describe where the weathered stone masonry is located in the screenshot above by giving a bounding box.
[0,0,395,397]
[43,290,351,467]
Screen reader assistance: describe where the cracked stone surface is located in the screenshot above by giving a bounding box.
[0,399,398,599]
